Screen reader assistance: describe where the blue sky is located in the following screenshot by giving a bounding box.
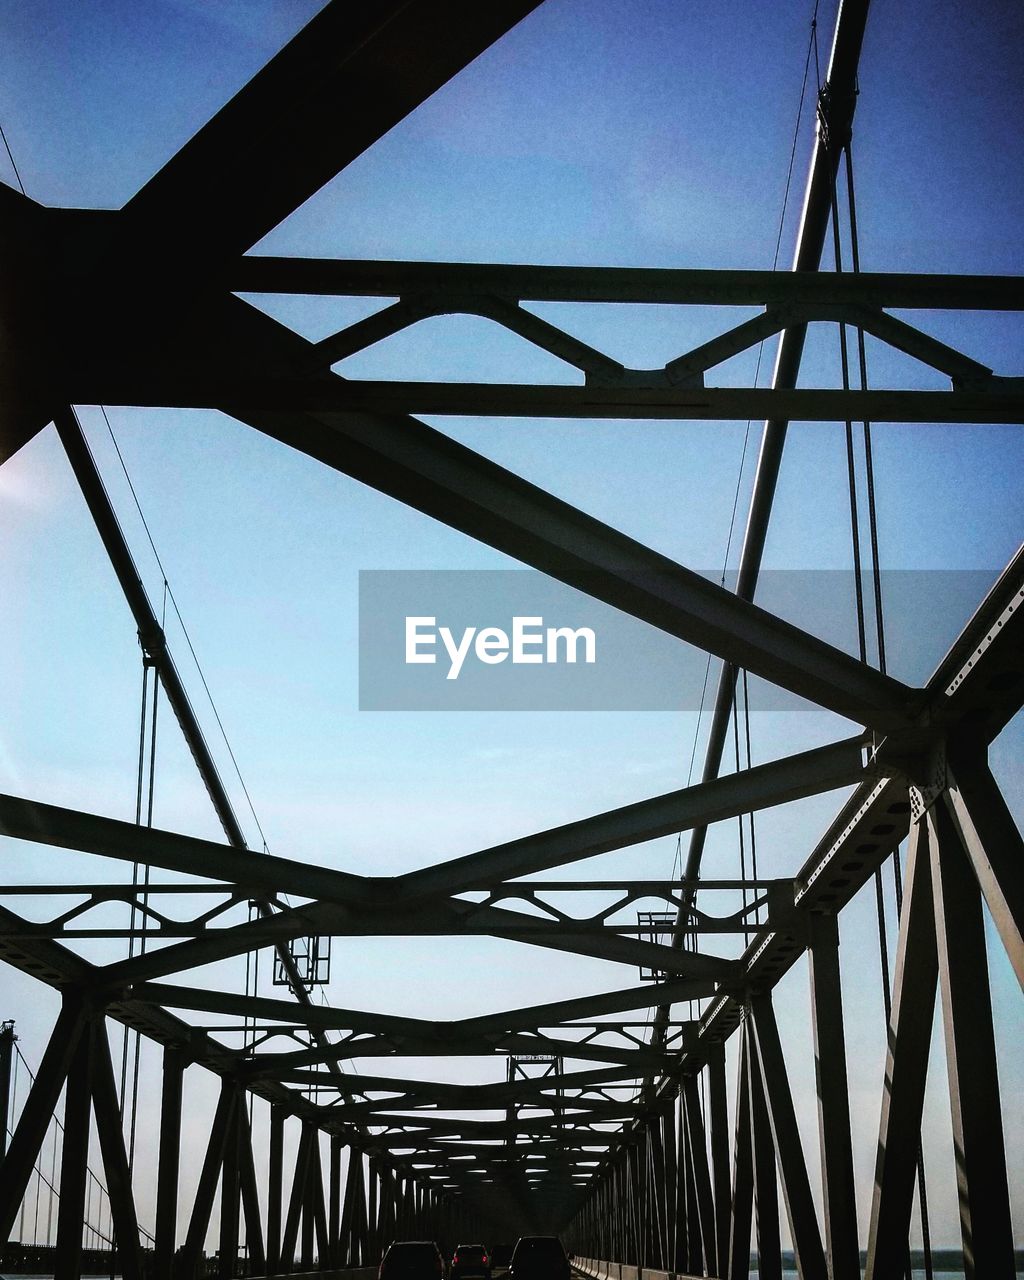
[1,0,1022,1254]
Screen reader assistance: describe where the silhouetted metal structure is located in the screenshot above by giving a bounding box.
[0,1,1021,1278]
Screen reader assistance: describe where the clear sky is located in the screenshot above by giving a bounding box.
[1,0,1022,1255]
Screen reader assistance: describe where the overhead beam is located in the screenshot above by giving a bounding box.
[121,0,544,260]
[243,1030,677,1073]
[128,975,717,1043]
[89,377,1022,422]
[160,290,918,730]
[0,735,863,923]
[0,789,371,904]
[276,1063,656,1102]
[233,257,1024,310]
[391,736,867,899]
[99,890,734,986]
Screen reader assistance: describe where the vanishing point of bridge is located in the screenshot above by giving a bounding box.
[0,2,1021,1278]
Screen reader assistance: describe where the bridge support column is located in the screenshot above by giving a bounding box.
[672,1094,688,1273]
[91,1020,141,1280]
[340,1145,359,1264]
[751,992,827,1280]
[707,1043,730,1277]
[300,1135,316,1269]
[329,1134,342,1266]
[308,1126,330,1266]
[726,1025,753,1280]
[808,910,859,1280]
[659,1096,678,1271]
[238,1098,265,1274]
[928,797,1015,1277]
[681,1075,718,1275]
[0,1021,15,1161]
[944,756,1024,992]
[54,1021,94,1280]
[267,1103,284,1274]
[154,1046,184,1280]
[182,1077,237,1277]
[360,1154,373,1263]
[865,819,938,1278]
[218,1086,241,1278]
[281,1120,313,1269]
[746,1015,781,1280]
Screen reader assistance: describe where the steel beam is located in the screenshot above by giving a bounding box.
[749,992,826,1280]
[727,1030,753,1280]
[154,1045,185,1279]
[91,1019,142,1280]
[0,789,371,907]
[0,1021,14,1162]
[267,1104,285,1275]
[681,1076,718,1275]
[237,1098,266,1274]
[53,410,248,849]
[54,1021,93,1280]
[234,257,1024,311]
[707,1043,731,1275]
[182,1078,237,1269]
[864,821,938,1279]
[134,377,1024,423]
[219,312,912,731]
[340,1146,360,1265]
[392,736,868,899]
[943,755,1024,991]
[101,891,732,986]
[121,0,543,260]
[219,1086,242,1279]
[329,1135,342,1266]
[281,1122,314,1271]
[0,997,86,1244]
[927,799,1015,1276]
[747,1020,781,1280]
[0,736,864,944]
[807,911,859,1280]
[308,1128,330,1269]
[243,1028,677,1073]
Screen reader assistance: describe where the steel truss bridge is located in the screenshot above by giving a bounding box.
[0,1,1021,1279]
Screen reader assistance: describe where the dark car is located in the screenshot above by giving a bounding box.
[508,1236,571,1280]
[490,1243,514,1277]
[451,1244,491,1280]
[380,1240,447,1280]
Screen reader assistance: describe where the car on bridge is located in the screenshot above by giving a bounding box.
[451,1243,491,1280]
[380,1240,448,1280]
[508,1236,572,1280]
